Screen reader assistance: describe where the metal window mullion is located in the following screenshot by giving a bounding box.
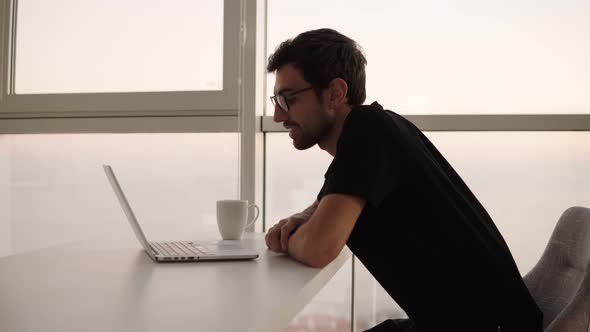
[261,114,590,132]
[9,0,17,95]
[0,0,14,100]
[0,115,239,134]
[239,0,262,232]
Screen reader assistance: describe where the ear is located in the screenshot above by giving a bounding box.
[327,78,348,107]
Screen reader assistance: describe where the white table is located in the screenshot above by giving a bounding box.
[0,232,351,332]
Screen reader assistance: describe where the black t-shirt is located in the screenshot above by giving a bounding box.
[317,102,542,332]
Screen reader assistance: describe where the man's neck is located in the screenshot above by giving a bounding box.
[318,105,353,157]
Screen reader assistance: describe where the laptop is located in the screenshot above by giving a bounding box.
[103,165,259,262]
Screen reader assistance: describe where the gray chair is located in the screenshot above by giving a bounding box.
[523,206,590,331]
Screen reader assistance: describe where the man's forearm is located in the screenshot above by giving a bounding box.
[290,200,319,222]
[286,201,325,267]
[286,200,335,268]
[286,195,364,268]
[287,217,339,268]
[287,221,319,266]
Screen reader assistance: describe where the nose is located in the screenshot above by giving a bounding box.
[273,104,288,123]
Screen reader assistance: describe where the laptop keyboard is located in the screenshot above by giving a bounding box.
[151,241,208,257]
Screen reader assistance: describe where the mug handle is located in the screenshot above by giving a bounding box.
[244,204,260,229]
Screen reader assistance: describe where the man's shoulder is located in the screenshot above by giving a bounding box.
[344,102,406,137]
[349,102,394,120]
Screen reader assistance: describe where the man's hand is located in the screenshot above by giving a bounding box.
[265,217,306,253]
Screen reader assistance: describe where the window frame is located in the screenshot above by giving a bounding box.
[262,114,590,132]
[0,0,241,118]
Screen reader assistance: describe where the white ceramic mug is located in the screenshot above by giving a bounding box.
[216,200,260,240]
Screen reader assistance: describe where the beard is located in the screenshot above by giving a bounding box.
[291,108,333,150]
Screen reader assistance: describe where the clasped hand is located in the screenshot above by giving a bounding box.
[265,217,306,253]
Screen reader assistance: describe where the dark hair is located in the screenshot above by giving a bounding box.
[267,28,367,107]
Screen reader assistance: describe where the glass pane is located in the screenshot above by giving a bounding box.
[354,259,407,330]
[0,133,239,257]
[425,131,590,273]
[265,133,351,331]
[266,0,590,115]
[265,133,332,229]
[266,131,590,329]
[283,260,353,332]
[15,0,223,94]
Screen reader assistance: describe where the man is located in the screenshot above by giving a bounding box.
[264,28,542,332]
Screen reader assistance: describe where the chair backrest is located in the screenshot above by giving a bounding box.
[544,271,590,332]
[523,206,590,331]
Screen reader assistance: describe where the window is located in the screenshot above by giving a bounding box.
[265,133,350,331]
[424,131,590,272]
[264,133,331,230]
[0,0,242,116]
[266,0,590,115]
[0,133,239,257]
[15,0,224,94]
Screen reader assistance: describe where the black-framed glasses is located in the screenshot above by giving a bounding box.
[270,86,314,112]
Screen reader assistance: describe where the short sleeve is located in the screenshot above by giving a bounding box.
[318,109,400,207]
